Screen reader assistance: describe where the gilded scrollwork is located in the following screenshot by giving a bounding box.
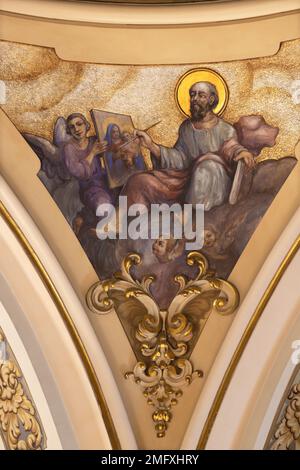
[269,383,300,450]
[87,251,239,437]
[0,329,46,450]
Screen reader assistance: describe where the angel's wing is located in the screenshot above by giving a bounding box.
[53,116,71,147]
[23,133,60,163]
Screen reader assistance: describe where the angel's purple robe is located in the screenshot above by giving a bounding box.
[63,136,115,212]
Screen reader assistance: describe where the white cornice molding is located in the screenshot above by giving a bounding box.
[0,0,299,26]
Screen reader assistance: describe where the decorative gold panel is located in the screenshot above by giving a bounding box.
[265,366,300,450]
[87,252,239,436]
[0,328,46,450]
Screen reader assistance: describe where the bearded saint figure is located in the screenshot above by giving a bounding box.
[121,81,255,211]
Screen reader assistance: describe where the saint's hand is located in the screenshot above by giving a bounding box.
[133,129,161,159]
[133,129,153,149]
[234,150,255,169]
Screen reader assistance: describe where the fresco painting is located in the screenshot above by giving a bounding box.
[0,40,298,308]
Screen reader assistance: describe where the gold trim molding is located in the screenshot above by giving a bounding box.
[0,328,46,450]
[197,234,300,449]
[87,251,239,437]
[0,201,121,450]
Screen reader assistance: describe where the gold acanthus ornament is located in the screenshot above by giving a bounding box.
[87,251,239,438]
[270,383,300,450]
[0,330,46,450]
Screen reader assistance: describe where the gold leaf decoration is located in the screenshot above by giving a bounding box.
[270,383,300,450]
[0,329,46,450]
[87,252,239,437]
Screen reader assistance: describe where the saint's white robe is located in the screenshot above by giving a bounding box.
[159,118,246,210]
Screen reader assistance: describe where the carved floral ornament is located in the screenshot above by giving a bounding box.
[269,383,300,450]
[87,252,239,437]
[0,329,46,450]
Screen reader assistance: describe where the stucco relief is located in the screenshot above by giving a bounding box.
[0,328,46,450]
[265,367,300,450]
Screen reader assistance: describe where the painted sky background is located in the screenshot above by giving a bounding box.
[0,39,299,161]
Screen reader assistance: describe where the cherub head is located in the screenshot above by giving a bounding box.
[122,130,132,142]
[152,236,185,263]
[203,224,217,248]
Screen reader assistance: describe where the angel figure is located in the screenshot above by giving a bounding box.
[23,115,82,225]
[23,113,114,227]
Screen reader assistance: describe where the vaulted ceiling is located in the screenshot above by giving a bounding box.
[0,0,299,450]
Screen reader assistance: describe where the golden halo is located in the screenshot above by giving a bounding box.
[175,68,229,117]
